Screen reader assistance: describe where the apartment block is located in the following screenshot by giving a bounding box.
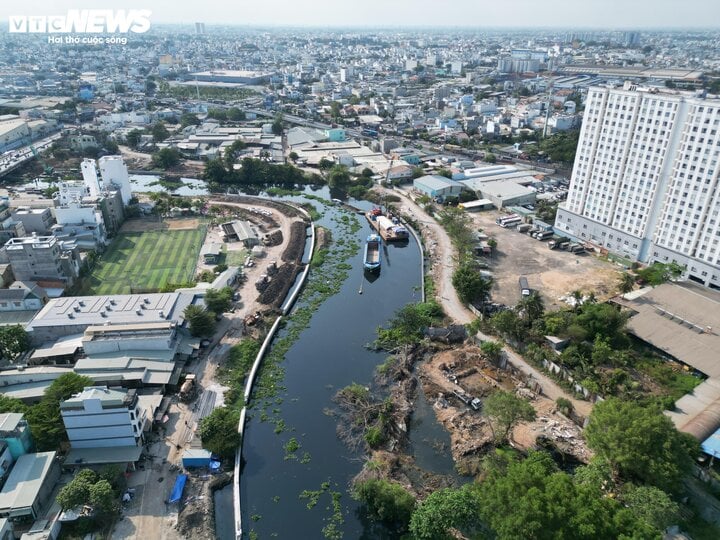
[1,236,80,285]
[555,84,720,289]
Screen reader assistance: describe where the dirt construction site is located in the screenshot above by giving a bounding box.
[468,210,622,310]
[419,345,591,471]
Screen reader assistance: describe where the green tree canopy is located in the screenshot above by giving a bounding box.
[0,325,30,361]
[584,398,699,492]
[483,390,536,443]
[180,113,201,128]
[183,305,216,337]
[199,406,240,458]
[452,264,492,304]
[57,469,98,510]
[409,485,479,540]
[636,262,684,286]
[204,287,233,314]
[151,147,181,169]
[353,478,416,531]
[125,129,143,148]
[476,451,654,540]
[151,122,170,143]
[327,165,351,189]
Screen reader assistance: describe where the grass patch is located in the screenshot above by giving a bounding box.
[225,248,248,267]
[638,358,703,401]
[73,226,206,295]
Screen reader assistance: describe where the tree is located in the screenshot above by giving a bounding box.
[452,264,491,304]
[183,305,216,337]
[318,158,334,171]
[151,147,181,169]
[204,287,233,314]
[584,398,699,492]
[288,151,299,163]
[226,107,245,121]
[480,341,503,362]
[57,469,98,510]
[0,325,30,361]
[199,406,241,458]
[44,373,94,403]
[151,122,170,143]
[618,272,636,294]
[517,291,544,323]
[484,152,497,164]
[636,262,684,286]
[125,129,143,149]
[89,479,118,516]
[180,113,201,128]
[353,479,416,531]
[327,165,351,189]
[409,485,479,540]
[436,168,452,179]
[203,158,228,184]
[476,451,651,540]
[622,484,680,532]
[483,389,536,443]
[271,114,283,135]
[0,394,28,414]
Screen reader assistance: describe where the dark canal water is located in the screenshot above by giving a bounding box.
[214,191,454,539]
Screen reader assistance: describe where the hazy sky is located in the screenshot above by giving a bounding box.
[2,1,720,29]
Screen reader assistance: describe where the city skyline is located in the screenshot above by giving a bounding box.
[1,0,720,30]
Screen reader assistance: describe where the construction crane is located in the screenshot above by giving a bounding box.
[30,145,54,175]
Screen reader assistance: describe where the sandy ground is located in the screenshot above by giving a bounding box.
[468,210,622,310]
[420,347,591,464]
[380,187,593,418]
[112,200,304,540]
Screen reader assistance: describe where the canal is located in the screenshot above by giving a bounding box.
[224,192,439,539]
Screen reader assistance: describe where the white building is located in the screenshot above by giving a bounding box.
[60,387,145,450]
[555,84,720,289]
[81,156,132,205]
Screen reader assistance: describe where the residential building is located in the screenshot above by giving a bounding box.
[0,452,59,520]
[554,84,720,288]
[9,208,54,236]
[97,156,133,205]
[1,236,80,286]
[0,443,14,490]
[221,221,259,247]
[0,282,47,326]
[61,387,145,449]
[0,414,32,460]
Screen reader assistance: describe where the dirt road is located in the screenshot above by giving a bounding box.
[384,187,592,418]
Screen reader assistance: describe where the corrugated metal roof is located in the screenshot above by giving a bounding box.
[0,452,56,513]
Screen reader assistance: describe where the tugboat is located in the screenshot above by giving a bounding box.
[363,234,381,272]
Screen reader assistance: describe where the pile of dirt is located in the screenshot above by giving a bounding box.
[282,221,308,263]
[257,263,301,308]
[175,472,231,539]
[213,195,306,218]
[264,229,283,247]
[315,226,332,250]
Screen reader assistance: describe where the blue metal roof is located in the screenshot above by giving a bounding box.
[701,427,720,458]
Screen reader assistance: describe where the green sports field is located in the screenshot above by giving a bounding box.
[75,227,206,295]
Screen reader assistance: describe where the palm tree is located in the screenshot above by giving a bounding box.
[618,272,635,294]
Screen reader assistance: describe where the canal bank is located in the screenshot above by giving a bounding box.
[234,193,428,539]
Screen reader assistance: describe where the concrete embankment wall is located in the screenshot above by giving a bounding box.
[233,202,314,539]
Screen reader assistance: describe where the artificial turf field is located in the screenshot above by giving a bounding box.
[75,226,206,295]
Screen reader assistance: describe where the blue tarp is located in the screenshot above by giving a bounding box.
[168,474,188,503]
[209,460,221,472]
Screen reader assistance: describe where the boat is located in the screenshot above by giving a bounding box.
[363,234,381,272]
[366,208,410,242]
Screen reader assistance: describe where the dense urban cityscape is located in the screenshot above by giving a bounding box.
[0,2,717,539]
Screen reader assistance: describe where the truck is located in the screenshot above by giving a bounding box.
[516,223,532,233]
[519,276,531,296]
[179,374,197,402]
[548,236,570,249]
[569,243,586,254]
[534,230,554,241]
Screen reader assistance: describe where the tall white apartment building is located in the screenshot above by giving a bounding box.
[555,83,720,289]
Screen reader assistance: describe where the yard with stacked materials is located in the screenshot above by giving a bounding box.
[75,226,206,295]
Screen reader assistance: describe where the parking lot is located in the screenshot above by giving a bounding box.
[469,209,622,310]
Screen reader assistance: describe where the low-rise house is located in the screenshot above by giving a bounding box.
[0,414,33,459]
[0,451,59,520]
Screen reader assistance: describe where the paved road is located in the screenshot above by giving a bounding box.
[387,187,593,418]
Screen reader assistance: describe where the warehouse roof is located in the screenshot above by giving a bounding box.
[612,282,720,377]
[0,452,56,514]
[414,175,465,190]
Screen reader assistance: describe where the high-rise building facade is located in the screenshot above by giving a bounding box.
[554,83,720,289]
